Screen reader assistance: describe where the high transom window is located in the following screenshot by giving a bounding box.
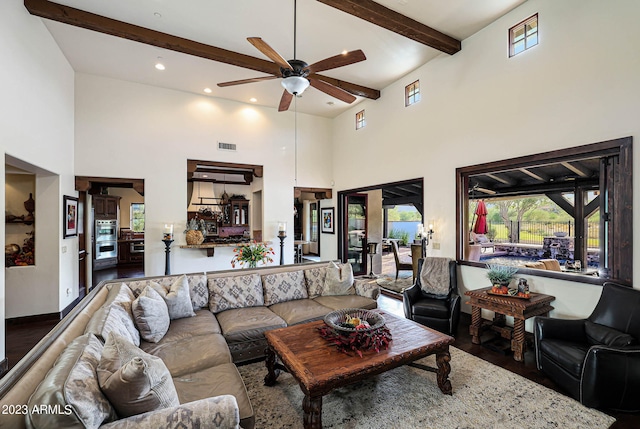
[355,110,366,130]
[405,80,420,106]
[510,14,538,57]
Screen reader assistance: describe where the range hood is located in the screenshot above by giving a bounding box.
[187,181,221,213]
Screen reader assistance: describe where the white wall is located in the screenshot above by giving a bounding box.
[74,74,335,275]
[331,0,640,322]
[0,0,76,358]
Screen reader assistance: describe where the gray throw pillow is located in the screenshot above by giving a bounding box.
[85,302,141,346]
[26,334,117,429]
[151,275,196,320]
[322,261,354,296]
[98,333,180,418]
[132,286,170,343]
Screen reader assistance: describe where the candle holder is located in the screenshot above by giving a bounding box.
[365,242,378,278]
[278,231,287,265]
[162,239,174,275]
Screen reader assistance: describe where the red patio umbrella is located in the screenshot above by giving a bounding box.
[473,200,488,235]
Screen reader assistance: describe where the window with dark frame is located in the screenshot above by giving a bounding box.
[355,110,366,130]
[456,137,632,286]
[131,203,145,232]
[510,14,538,57]
[405,80,421,106]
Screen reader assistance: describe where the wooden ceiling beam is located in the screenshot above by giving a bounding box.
[24,0,381,100]
[317,0,461,55]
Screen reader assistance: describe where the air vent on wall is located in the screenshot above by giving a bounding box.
[218,142,237,152]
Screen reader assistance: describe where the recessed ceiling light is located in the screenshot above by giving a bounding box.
[341,50,348,55]
[155,63,165,70]
[327,101,335,106]
[249,98,257,103]
[153,12,162,18]
[204,88,212,93]
[202,174,208,178]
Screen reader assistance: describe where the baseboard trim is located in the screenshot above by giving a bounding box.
[61,297,81,318]
[5,312,61,326]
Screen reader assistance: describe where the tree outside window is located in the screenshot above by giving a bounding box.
[131,203,145,232]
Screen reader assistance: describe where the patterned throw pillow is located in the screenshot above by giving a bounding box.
[132,286,170,343]
[322,261,354,296]
[304,266,327,298]
[98,333,180,418]
[186,274,208,310]
[208,273,264,313]
[151,275,196,320]
[26,334,117,429]
[85,302,141,346]
[262,270,308,306]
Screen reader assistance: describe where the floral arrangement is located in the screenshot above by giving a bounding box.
[317,325,392,358]
[231,241,275,268]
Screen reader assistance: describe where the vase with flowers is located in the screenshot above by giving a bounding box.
[231,241,275,269]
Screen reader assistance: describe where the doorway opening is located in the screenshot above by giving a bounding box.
[293,187,332,263]
[75,177,145,289]
[338,178,424,279]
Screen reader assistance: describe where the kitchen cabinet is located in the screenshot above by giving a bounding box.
[230,199,249,227]
[117,240,144,265]
[94,195,120,219]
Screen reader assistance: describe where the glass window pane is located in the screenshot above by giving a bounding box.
[514,40,525,55]
[527,34,538,48]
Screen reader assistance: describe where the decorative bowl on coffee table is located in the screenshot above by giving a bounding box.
[324,308,385,333]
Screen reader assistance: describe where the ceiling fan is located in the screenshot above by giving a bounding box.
[217,0,366,112]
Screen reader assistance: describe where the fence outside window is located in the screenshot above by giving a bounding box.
[481,220,599,248]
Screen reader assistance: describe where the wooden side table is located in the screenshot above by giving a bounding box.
[464,287,555,362]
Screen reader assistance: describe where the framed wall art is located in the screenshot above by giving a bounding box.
[321,207,335,234]
[63,195,79,238]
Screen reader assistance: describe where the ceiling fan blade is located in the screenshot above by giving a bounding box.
[278,90,294,112]
[308,50,366,73]
[217,75,278,87]
[308,78,357,104]
[247,37,293,71]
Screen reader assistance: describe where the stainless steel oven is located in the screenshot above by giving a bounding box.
[95,240,117,260]
[130,241,144,254]
[96,219,117,242]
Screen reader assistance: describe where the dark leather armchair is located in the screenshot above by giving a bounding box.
[534,282,640,411]
[403,258,460,336]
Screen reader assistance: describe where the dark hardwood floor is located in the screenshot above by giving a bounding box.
[4,271,638,428]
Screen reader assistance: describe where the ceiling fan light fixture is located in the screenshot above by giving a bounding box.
[281,76,310,95]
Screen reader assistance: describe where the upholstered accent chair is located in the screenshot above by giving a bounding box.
[534,282,640,411]
[402,258,460,336]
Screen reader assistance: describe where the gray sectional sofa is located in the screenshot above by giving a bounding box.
[0,261,379,429]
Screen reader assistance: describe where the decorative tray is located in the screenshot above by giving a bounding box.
[487,290,531,300]
[323,308,385,333]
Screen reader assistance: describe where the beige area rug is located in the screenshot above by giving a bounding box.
[238,346,615,429]
[376,272,414,294]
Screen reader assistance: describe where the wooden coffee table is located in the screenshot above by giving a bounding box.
[264,310,454,429]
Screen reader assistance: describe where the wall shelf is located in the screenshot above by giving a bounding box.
[180,241,250,257]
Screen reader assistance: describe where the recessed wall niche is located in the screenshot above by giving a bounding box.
[5,172,36,266]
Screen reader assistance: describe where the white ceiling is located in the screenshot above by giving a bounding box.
[40,0,526,117]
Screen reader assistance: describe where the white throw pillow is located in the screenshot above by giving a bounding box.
[322,261,354,296]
